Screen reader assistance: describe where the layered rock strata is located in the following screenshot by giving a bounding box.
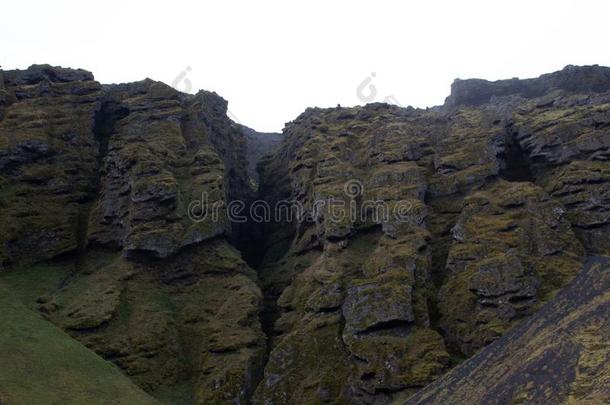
[0,64,608,404]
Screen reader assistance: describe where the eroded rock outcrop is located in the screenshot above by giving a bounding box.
[253,65,610,404]
[438,181,584,355]
[253,104,452,404]
[0,64,609,405]
[406,256,610,405]
[0,65,102,267]
[0,65,265,404]
[445,64,610,108]
[88,80,253,258]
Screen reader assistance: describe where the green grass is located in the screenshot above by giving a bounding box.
[0,261,71,307]
[0,283,159,404]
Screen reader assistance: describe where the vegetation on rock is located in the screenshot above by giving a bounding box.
[0,64,609,404]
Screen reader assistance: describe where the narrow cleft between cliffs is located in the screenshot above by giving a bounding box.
[228,128,287,399]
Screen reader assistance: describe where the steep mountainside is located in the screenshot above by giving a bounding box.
[0,64,608,404]
[253,65,610,404]
[0,65,265,404]
[406,255,610,405]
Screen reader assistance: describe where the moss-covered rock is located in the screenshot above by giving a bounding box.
[0,65,102,267]
[87,80,252,258]
[253,66,609,403]
[0,65,264,404]
[1,64,609,404]
[406,256,610,405]
[1,241,265,404]
[438,181,584,355]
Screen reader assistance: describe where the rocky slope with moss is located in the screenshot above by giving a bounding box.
[0,65,266,404]
[252,64,609,404]
[0,64,609,404]
[406,255,610,405]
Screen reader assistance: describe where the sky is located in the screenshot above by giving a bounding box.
[2,0,609,132]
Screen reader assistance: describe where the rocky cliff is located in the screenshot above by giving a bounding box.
[0,65,265,404]
[0,64,609,405]
[406,255,610,405]
[252,64,609,404]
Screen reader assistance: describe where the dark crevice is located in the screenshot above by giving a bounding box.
[246,222,287,392]
[93,100,129,172]
[425,198,463,325]
[357,319,414,335]
[59,100,128,288]
[498,130,535,182]
[233,146,297,400]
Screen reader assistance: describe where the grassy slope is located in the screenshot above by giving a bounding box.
[0,281,159,405]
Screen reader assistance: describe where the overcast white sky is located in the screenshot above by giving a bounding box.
[2,0,609,132]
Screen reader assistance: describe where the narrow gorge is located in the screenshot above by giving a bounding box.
[0,64,609,404]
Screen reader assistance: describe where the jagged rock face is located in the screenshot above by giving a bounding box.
[445,64,610,107]
[0,65,265,404]
[254,104,452,404]
[88,80,252,258]
[508,94,610,253]
[0,66,254,263]
[254,66,609,404]
[0,64,609,405]
[0,65,102,267]
[406,256,610,405]
[438,181,584,355]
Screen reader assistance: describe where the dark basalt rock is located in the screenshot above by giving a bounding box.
[406,256,610,405]
[253,64,608,404]
[438,181,584,355]
[445,64,610,108]
[87,80,236,258]
[3,64,95,86]
[0,65,103,267]
[342,283,415,335]
[0,65,265,403]
[0,64,609,405]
